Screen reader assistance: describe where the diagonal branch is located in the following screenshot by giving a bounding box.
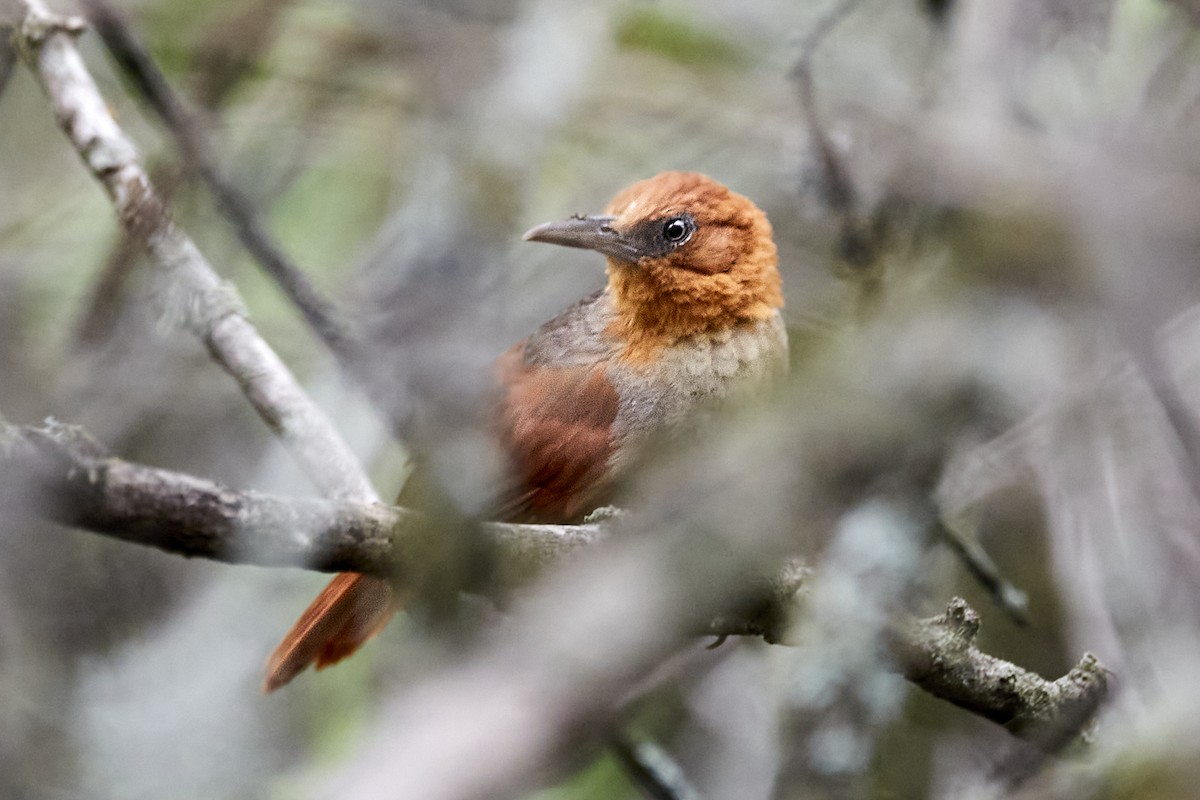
[0,34,17,104]
[13,0,378,506]
[936,518,1030,625]
[80,0,360,363]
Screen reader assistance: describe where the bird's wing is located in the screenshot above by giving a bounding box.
[493,342,620,523]
[264,292,620,690]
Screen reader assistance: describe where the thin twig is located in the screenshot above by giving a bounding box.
[609,734,699,800]
[791,0,876,269]
[80,0,359,363]
[936,519,1030,625]
[72,0,292,351]
[14,0,377,505]
[0,34,17,104]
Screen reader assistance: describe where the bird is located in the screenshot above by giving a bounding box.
[263,171,787,692]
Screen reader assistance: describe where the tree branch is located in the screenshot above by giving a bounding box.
[0,420,599,588]
[80,0,360,363]
[0,418,1107,746]
[0,33,17,104]
[13,0,378,506]
[935,518,1030,625]
[791,0,877,269]
[608,734,699,800]
[892,597,1107,740]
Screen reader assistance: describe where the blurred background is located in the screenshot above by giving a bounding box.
[4,0,1200,797]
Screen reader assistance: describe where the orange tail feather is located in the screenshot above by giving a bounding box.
[263,573,395,692]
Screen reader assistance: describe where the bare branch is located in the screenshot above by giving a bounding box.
[80,0,359,363]
[608,734,699,800]
[892,598,1107,740]
[0,419,597,586]
[13,0,377,505]
[69,0,300,352]
[0,33,17,103]
[791,0,877,270]
[0,417,1106,749]
[936,519,1030,625]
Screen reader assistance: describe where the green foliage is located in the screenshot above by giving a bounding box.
[304,645,379,766]
[1101,749,1200,800]
[527,751,634,800]
[614,5,747,69]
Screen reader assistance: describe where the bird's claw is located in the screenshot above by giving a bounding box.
[584,505,628,523]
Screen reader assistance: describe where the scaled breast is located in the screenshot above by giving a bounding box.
[609,311,788,455]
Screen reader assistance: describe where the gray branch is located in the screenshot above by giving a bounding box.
[0,420,599,589]
[13,0,378,506]
[80,0,359,364]
[0,419,1106,745]
[892,598,1107,742]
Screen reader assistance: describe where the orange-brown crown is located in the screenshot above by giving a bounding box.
[601,172,783,358]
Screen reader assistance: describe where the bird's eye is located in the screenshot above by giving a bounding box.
[662,217,692,244]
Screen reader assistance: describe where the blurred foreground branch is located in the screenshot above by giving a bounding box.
[0,417,1107,746]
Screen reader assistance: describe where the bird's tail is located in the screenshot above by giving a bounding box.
[263,573,395,692]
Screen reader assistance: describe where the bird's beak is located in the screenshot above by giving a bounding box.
[522,215,641,263]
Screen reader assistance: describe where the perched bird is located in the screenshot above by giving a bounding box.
[263,171,787,691]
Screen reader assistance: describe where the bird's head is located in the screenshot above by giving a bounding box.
[523,171,783,360]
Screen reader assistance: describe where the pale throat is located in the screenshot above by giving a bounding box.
[603,259,781,364]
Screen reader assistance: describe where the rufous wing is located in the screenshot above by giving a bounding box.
[264,342,619,690]
[262,573,395,693]
[493,343,620,523]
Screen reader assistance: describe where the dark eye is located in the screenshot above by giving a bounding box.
[662,217,692,244]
